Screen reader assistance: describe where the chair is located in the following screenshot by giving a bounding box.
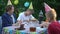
[0,16,2,34]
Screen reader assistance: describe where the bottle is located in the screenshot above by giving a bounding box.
[39,10,44,24]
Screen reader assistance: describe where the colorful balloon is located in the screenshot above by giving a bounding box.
[24,2,29,7]
[14,0,19,5]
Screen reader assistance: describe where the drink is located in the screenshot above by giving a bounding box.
[30,27,36,32]
[15,24,25,30]
[20,24,24,28]
[19,24,25,30]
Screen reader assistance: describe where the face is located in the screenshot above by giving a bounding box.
[45,13,50,21]
[10,6,14,14]
[26,10,32,16]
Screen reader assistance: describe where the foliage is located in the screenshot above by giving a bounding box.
[0,0,60,20]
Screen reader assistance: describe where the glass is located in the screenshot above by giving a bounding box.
[19,24,25,30]
[20,24,24,28]
[30,27,36,32]
[15,24,25,30]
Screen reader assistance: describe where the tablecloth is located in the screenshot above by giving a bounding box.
[2,21,47,34]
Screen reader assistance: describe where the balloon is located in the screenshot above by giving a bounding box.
[14,0,19,5]
[24,2,29,7]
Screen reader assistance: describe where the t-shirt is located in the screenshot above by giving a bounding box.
[48,21,60,34]
[17,12,34,22]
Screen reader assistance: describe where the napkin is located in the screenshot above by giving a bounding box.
[36,27,47,32]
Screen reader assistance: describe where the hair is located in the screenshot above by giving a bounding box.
[6,5,14,12]
[26,9,34,14]
[47,9,57,20]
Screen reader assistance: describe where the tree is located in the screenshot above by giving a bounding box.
[0,0,60,20]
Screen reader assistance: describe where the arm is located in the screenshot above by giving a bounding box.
[2,15,9,27]
[14,14,22,26]
[40,21,49,28]
[30,15,35,19]
[48,23,60,34]
[13,20,22,26]
[48,24,53,34]
[30,15,37,21]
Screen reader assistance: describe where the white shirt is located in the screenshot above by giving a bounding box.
[17,12,34,22]
[11,15,15,24]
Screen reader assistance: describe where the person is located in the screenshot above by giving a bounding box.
[47,9,60,34]
[16,9,37,25]
[40,13,50,28]
[2,5,16,27]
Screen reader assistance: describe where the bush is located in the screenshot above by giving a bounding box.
[0,0,60,20]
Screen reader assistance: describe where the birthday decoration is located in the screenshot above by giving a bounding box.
[44,3,52,13]
[28,2,33,9]
[7,0,12,5]
[24,2,29,7]
[39,10,44,17]
[14,0,19,5]
[39,10,43,15]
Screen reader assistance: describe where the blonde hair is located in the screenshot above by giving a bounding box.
[47,9,57,20]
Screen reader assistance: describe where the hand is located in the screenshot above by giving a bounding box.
[12,23,21,26]
[30,18,37,22]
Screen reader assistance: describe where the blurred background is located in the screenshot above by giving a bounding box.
[0,0,60,20]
